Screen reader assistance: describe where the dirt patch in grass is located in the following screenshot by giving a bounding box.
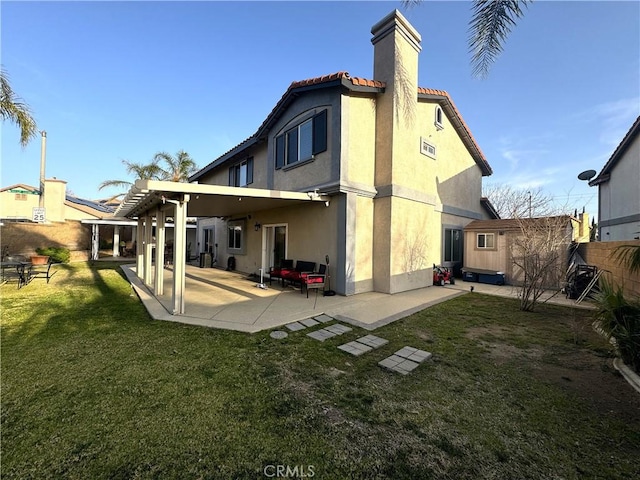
[531,350,640,425]
[466,325,544,364]
[466,322,640,431]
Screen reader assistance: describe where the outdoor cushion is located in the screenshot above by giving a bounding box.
[304,276,324,284]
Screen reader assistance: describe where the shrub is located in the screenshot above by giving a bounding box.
[593,277,640,374]
[35,247,71,264]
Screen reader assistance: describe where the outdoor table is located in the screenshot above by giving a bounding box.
[0,261,33,288]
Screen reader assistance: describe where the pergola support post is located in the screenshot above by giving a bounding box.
[113,225,120,257]
[143,214,153,287]
[91,224,99,261]
[136,217,144,279]
[154,207,165,296]
[172,195,189,314]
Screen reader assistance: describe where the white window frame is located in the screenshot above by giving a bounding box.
[435,106,444,130]
[420,137,437,159]
[476,233,495,249]
[227,220,246,254]
[286,118,314,165]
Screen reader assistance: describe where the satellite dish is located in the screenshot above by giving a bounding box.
[577,169,597,181]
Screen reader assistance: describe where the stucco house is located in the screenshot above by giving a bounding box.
[189,10,493,294]
[115,10,495,312]
[589,116,640,241]
[0,179,197,260]
[0,180,114,222]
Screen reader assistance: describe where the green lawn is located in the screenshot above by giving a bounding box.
[2,262,639,479]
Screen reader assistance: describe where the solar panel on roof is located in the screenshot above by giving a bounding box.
[66,195,115,213]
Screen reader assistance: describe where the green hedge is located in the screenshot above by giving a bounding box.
[35,247,71,264]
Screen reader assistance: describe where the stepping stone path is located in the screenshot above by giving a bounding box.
[285,314,334,332]
[378,347,433,375]
[307,323,352,341]
[338,334,389,356]
[270,330,288,339]
[280,317,431,376]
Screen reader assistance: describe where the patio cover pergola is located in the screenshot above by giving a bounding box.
[115,179,329,315]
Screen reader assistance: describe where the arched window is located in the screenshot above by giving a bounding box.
[435,106,444,129]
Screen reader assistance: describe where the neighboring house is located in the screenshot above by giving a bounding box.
[187,10,493,295]
[0,180,114,222]
[0,179,197,260]
[463,214,587,286]
[589,116,640,241]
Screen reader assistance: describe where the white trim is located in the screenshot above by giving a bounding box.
[420,137,437,159]
[261,223,288,274]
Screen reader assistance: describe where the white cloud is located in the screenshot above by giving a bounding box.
[570,97,640,147]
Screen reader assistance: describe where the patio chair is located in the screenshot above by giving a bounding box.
[29,259,54,284]
[302,264,327,297]
[269,259,294,286]
[123,241,135,257]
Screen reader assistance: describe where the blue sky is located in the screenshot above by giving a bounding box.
[2,1,639,218]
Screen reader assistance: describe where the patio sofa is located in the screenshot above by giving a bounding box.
[269,260,320,293]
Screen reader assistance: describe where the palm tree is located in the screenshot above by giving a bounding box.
[98,151,198,193]
[404,0,533,78]
[1,68,38,146]
[154,150,198,182]
[98,159,163,191]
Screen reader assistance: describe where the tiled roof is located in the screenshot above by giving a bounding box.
[590,115,640,186]
[191,71,491,180]
[289,71,385,90]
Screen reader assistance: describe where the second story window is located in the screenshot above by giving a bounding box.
[275,109,327,169]
[435,106,444,130]
[229,157,253,187]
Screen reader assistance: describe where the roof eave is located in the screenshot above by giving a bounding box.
[592,115,640,184]
[419,92,492,176]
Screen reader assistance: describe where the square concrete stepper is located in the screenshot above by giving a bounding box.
[393,346,433,363]
[378,347,432,375]
[306,323,352,342]
[355,334,389,349]
[338,341,373,356]
[285,322,306,332]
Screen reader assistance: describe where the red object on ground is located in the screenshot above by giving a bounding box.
[433,265,455,286]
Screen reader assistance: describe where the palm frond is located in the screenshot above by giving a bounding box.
[0,68,38,147]
[401,0,422,9]
[468,0,532,79]
[154,150,198,182]
[97,179,133,191]
[612,245,640,274]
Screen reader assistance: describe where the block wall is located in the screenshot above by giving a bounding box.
[578,240,640,297]
[0,221,91,262]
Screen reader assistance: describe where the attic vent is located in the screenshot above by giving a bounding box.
[420,137,436,159]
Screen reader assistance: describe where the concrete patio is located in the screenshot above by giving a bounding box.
[121,263,593,334]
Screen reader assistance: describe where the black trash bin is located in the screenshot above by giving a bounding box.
[199,252,212,268]
[227,256,236,271]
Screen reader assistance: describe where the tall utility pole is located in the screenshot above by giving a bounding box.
[39,130,47,208]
